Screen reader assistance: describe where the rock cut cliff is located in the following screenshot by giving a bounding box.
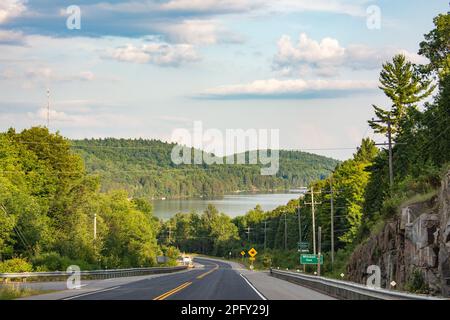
[346,171,450,297]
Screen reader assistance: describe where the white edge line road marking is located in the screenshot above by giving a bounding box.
[62,286,121,300]
[239,273,267,300]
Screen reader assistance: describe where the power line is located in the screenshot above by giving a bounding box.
[304,186,321,255]
[0,204,32,253]
[372,114,394,192]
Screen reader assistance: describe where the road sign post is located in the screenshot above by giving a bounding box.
[300,254,323,265]
[318,226,321,276]
[248,248,257,270]
[248,248,257,257]
[297,241,309,253]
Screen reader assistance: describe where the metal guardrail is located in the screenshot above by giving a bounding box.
[0,266,188,282]
[270,268,446,300]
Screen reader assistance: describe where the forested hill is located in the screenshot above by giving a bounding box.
[71,138,339,199]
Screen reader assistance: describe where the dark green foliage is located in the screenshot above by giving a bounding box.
[160,204,239,257]
[368,54,435,137]
[405,269,429,294]
[71,139,339,199]
[419,13,450,79]
[0,127,162,270]
[356,12,450,240]
[0,258,33,273]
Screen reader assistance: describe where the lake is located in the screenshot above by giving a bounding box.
[152,192,302,220]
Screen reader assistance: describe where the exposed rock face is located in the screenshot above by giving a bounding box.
[346,171,450,297]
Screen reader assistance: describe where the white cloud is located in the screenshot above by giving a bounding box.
[79,71,95,81]
[107,42,200,66]
[158,20,219,45]
[26,108,143,129]
[265,0,368,17]
[25,68,96,82]
[0,0,25,24]
[0,29,25,45]
[157,19,243,45]
[274,33,345,76]
[97,0,367,17]
[33,108,74,123]
[273,33,428,77]
[200,78,377,99]
[93,0,261,16]
[161,0,369,17]
[159,0,262,13]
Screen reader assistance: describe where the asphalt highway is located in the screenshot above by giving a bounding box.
[68,258,264,300]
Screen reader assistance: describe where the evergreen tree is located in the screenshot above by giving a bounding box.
[368,54,435,137]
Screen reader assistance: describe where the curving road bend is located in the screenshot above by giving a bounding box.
[67,258,263,300]
[18,257,335,300]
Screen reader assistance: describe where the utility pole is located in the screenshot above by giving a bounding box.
[311,189,316,254]
[246,226,252,242]
[93,213,97,240]
[373,114,395,193]
[284,212,288,250]
[297,206,302,245]
[305,187,321,255]
[298,205,306,272]
[387,118,394,190]
[168,225,173,243]
[263,221,269,251]
[317,226,322,276]
[330,177,334,267]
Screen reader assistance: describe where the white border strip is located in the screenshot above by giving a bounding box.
[240,273,267,300]
[62,286,121,300]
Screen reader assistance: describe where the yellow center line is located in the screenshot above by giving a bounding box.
[152,263,219,300]
[196,263,219,279]
[153,282,192,300]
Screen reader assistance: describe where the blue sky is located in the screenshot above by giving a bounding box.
[0,0,448,160]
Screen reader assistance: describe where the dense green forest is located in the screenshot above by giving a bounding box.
[0,127,181,272]
[159,12,450,276]
[71,139,338,199]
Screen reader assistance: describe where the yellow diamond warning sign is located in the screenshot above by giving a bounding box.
[240,251,245,256]
[248,248,257,257]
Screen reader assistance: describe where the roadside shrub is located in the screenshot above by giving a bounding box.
[0,258,33,273]
[405,269,429,294]
[159,246,181,266]
[380,197,402,218]
[32,252,96,271]
[31,252,68,271]
[261,254,272,269]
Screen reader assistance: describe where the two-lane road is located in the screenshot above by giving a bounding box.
[69,258,263,300]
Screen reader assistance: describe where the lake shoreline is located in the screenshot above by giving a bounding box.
[152,192,303,220]
[150,189,306,201]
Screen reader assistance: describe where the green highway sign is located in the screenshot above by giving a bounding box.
[298,242,309,249]
[298,242,309,253]
[300,254,323,265]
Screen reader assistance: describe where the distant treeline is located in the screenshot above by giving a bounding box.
[71,139,339,199]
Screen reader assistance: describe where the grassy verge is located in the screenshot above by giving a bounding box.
[0,285,56,300]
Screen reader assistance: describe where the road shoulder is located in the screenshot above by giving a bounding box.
[196,256,335,300]
[15,267,198,300]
